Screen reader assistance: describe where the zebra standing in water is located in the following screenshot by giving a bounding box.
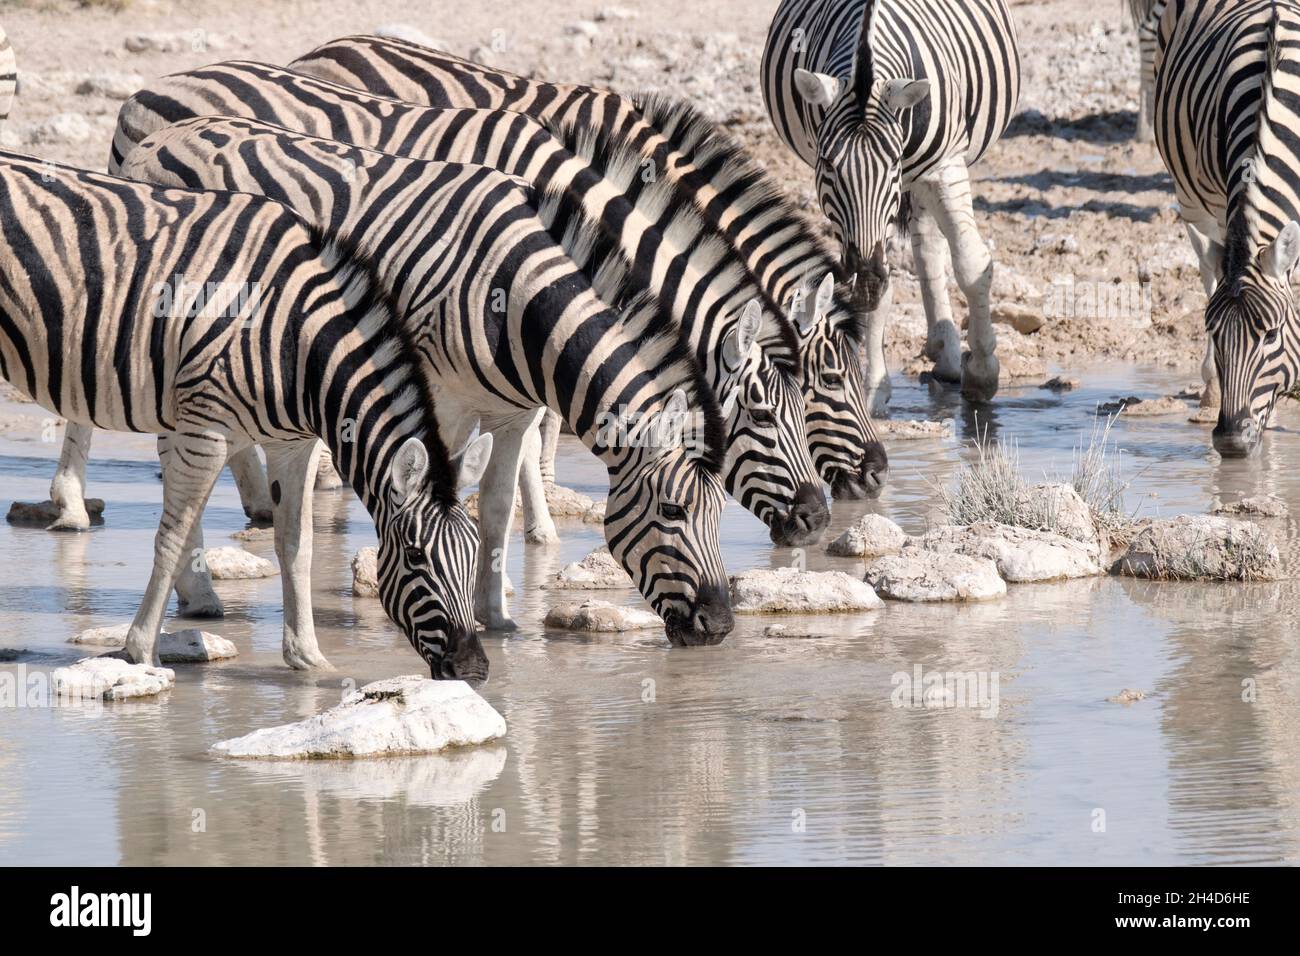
[1127,0,1162,143]
[762,0,1021,403]
[1154,0,1300,456]
[289,35,889,497]
[0,150,491,677]
[116,115,744,640]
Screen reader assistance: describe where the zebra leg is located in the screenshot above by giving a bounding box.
[930,159,999,402]
[537,409,561,485]
[475,407,546,631]
[908,181,962,385]
[1186,221,1225,408]
[264,438,331,670]
[226,445,274,523]
[122,431,227,666]
[1135,11,1159,144]
[48,423,94,531]
[172,517,224,619]
[518,416,559,546]
[313,442,344,490]
[862,276,894,416]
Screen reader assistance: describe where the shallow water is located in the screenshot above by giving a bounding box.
[1,366,1297,866]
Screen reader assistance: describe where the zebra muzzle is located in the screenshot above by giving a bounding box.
[770,482,831,546]
[1212,413,1262,458]
[434,627,490,684]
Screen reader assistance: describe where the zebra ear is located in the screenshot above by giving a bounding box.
[881,77,930,114]
[815,273,836,319]
[452,432,494,491]
[794,68,843,109]
[390,437,430,506]
[1262,221,1300,282]
[659,388,690,449]
[723,301,764,373]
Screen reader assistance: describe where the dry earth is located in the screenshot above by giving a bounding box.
[1,0,1209,398]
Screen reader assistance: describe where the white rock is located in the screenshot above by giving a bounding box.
[1213,495,1288,518]
[51,658,175,701]
[124,31,230,54]
[1020,482,1097,544]
[69,623,237,661]
[730,567,883,613]
[825,514,907,557]
[212,677,505,759]
[75,72,144,99]
[352,547,379,598]
[373,23,448,50]
[544,483,597,516]
[763,624,824,639]
[914,523,1103,582]
[583,500,607,524]
[27,113,93,145]
[875,419,953,440]
[1116,515,1281,581]
[203,546,276,580]
[546,547,632,589]
[865,549,1006,602]
[543,599,661,632]
[565,21,601,37]
[596,5,639,20]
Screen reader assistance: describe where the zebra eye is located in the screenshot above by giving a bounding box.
[750,406,775,426]
[660,502,687,522]
[404,545,425,565]
[823,371,844,388]
[1264,327,1281,344]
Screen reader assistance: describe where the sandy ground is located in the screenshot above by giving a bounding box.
[1,0,1206,395]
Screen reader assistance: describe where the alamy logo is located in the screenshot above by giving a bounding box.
[49,886,151,936]
[891,664,1000,719]
[151,272,264,323]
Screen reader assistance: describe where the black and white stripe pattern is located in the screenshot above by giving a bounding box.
[762,0,1021,403]
[0,149,486,677]
[1154,0,1300,456]
[121,117,736,645]
[1127,0,1162,142]
[289,35,888,498]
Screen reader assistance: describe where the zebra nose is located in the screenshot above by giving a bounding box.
[436,628,490,684]
[690,584,734,645]
[860,440,889,494]
[844,242,890,312]
[771,482,831,546]
[1212,414,1262,458]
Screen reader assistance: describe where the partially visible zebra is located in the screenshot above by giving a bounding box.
[761,0,1021,402]
[1153,0,1300,456]
[120,116,738,643]
[0,149,489,677]
[0,24,15,129]
[1127,0,1161,143]
[290,35,889,497]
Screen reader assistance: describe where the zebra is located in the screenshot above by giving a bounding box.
[1127,0,1162,143]
[1153,0,1300,456]
[117,116,738,643]
[761,0,1021,403]
[57,60,826,559]
[289,35,888,497]
[0,149,491,678]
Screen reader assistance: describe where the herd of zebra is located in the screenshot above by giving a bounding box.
[0,0,1297,684]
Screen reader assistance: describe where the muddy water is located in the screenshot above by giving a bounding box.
[1,366,1297,866]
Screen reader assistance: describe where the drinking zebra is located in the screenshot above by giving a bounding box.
[0,150,489,677]
[761,0,1021,402]
[289,35,888,497]
[118,116,737,643]
[1153,0,1300,456]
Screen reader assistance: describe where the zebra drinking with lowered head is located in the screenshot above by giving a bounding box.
[0,150,490,678]
[289,34,889,497]
[1153,0,1300,456]
[762,0,1021,403]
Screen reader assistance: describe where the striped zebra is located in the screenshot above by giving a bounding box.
[69,61,827,550]
[0,24,14,129]
[118,117,738,643]
[289,35,888,498]
[1127,0,1162,142]
[1154,0,1300,456]
[761,0,1021,402]
[0,149,491,678]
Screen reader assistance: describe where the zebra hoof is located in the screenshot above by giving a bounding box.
[476,611,518,633]
[960,352,1001,403]
[283,645,333,671]
[524,524,560,545]
[46,511,92,533]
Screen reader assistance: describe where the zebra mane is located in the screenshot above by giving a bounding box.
[854,0,881,104]
[303,220,460,508]
[532,182,726,474]
[627,92,867,344]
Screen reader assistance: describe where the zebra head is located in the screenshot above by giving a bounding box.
[789,272,889,498]
[376,433,492,681]
[1209,222,1300,457]
[793,41,930,311]
[603,389,733,646]
[719,299,830,546]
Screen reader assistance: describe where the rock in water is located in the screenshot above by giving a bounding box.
[1114,515,1281,581]
[544,600,662,632]
[825,514,907,557]
[212,677,506,759]
[875,419,952,440]
[6,498,105,525]
[352,547,379,598]
[69,624,237,662]
[547,547,633,588]
[51,658,175,701]
[543,484,597,516]
[865,549,1006,602]
[1018,483,1097,544]
[1213,495,1289,518]
[204,546,277,580]
[730,567,883,613]
[913,523,1103,582]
